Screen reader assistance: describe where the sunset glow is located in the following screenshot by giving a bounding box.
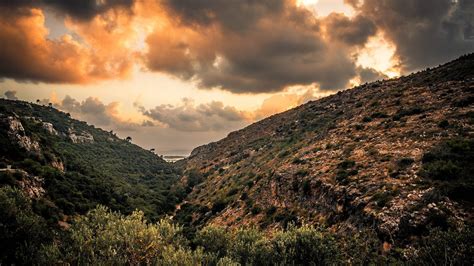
[1,0,471,155]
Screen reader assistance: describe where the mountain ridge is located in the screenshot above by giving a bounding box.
[177,53,474,245]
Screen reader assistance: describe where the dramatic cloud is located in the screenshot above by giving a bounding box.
[324,13,376,46]
[4,90,18,100]
[138,98,248,132]
[357,67,388,83]
[54,95,139,130]
[0,8,132,84]
[161,0,286,32]
[145,0,369,93]
[348,0,474,72]
[0,0,135,21]
[0,0,472,93]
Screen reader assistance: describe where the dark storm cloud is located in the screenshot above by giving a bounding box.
[161,0,286,32]
[357,67,388,83]
[349,0,474,72]
[4,90,18,100]
[0,0,135,20]
[146,0,369,93]
[324,13,376,46]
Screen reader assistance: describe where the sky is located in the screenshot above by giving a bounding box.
[0,0,473,155]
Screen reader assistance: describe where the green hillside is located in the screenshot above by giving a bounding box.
[0,99,181,221]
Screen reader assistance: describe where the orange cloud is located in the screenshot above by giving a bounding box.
[2,0,470,92]
[0,7,132,84]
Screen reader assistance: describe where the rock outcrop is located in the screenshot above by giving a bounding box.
[68,128,94,144]
[5,116,41,154]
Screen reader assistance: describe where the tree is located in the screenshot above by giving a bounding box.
[125,136,132,142]
[0,187,51,264]
[48,206,193,265]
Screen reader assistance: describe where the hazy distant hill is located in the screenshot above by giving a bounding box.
[177,54,474,243]
[0,100,182,221]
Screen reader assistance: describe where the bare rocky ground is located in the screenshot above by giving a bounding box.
[175,54,474,248]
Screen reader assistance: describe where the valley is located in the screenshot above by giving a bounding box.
[0,54,473,264]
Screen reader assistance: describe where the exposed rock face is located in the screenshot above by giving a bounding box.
[68,128,94,144]
[51,159,65,172]
[42,122,58,135]
[5,116,41,153]
[177,54,474,243]
[14,170,45,199]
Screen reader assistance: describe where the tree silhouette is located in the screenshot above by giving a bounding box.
[126,136,132,142]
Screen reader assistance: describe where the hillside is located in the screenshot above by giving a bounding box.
[0,100,181,222]
[176,54,474,245]
[0,55,473,264]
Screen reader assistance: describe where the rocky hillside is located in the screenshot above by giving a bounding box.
[0,100,181,222]
[176,54,474,245]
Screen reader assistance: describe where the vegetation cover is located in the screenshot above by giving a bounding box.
[1,55,473,264]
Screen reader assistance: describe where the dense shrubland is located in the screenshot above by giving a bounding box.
[1,187,472,265]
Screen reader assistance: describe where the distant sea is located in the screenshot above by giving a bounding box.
[162,155,187,162]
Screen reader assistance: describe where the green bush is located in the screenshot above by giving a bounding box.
[302,180,311,195]
[438,119,450,128]
[271,225,343,265]
[412,226,474,265]
[419,138,473,202]
[397,157,415,168]
[212,200,227,213]
[44,206,189,265]
[0,187,51,264]
[266,206,277,216]
[393,107,424,121]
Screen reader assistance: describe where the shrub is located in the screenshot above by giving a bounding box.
[438,120,450,128]
[0,172,16,186]
[0,187,51,264]
[228,228,271,265]
[227,188,239,197]
[393,107,424,120]
[194,226,230,258]
[48,206,188,265]
[296,169,309,177]
[250,206,261,215]
[278,150,290,158]
[419,138,473,203]
[302,180,311,195]
[271,225,343,265]
[372,191,394,208]
[412,226,474,265]
[266,206,277,216]
[397,157,415,168]
[371,112,389,119]
[292,157,305,164]
[362,116,373,123]
[355,124,365,130]
[338,160,356,169]
[212,200,227,214]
